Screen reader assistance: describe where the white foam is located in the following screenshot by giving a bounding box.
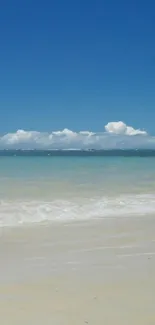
[117,252,155,258]
[0,194,155,227]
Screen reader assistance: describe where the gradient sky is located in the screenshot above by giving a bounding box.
[0,0,155,134]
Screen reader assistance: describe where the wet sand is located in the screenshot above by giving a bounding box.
[0,216,155,324]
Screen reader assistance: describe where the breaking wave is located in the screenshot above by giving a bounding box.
[0,194,155,227]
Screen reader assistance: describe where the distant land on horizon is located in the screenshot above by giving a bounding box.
[1,149,155,157]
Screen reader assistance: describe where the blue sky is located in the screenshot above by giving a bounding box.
[0,0,155,139]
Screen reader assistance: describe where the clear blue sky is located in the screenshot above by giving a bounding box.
[0,0,155,134]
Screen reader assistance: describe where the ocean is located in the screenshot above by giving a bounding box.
[0,150,155,227]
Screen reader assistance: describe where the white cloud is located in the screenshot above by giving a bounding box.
[2,130,41,145]
[79,131,95,136]
[52,128,77,137]
[0,122,153,149]
[105,121,147,136]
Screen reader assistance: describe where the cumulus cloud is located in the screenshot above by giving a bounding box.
[0,121,153,149]
[52,128,77,137]
[105,121,147,136]
[2,130,41,145]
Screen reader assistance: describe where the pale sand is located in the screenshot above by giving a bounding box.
[0,216,155,324]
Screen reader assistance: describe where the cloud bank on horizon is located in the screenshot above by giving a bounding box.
[0,121,154,149]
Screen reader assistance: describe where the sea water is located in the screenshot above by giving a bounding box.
[0,152,155,226]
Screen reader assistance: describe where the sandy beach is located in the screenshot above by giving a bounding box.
[0,216,155,324]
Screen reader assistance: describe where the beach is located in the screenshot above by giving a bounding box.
[1,0,154,320]
[1,216,155,324]
[0,154,155,323]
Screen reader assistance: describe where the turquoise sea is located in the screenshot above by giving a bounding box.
[0,151,155,226]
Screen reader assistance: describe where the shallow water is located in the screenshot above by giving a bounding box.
[0,155,155,226]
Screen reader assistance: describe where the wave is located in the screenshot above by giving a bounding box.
[0,194,155,227]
